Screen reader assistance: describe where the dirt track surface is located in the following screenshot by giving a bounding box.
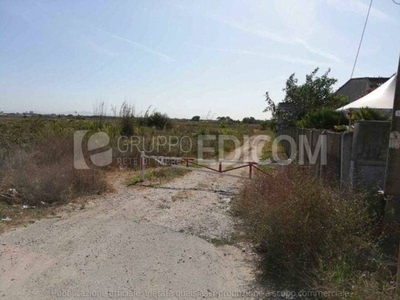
[0,137,267,300]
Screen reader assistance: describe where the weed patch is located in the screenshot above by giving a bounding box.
[1,135,107,206]
[126,167,188,186]
[233,166,395,298]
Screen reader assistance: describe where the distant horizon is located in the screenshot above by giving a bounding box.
[1,0,399,120]
[2,69,396,120]
[0,109,264,121]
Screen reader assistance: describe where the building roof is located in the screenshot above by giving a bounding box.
[336,74,396,111]
[336,76,390,103]
[277,102,292,111]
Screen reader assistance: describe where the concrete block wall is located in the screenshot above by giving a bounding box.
[278,120,390,189]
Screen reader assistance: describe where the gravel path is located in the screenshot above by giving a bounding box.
[0,137,266,300]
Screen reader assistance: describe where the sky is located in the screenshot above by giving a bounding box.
[0,0,399,120]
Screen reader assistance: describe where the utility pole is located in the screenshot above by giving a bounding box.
[384,55,400,243]
[383,55,400,297]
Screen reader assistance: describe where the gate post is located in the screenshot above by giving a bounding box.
[140,151,145,181]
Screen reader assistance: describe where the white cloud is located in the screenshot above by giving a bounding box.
[85,41,120,57]
[209,16,343,64]
[274,0,318,38]
[175,4,343,64]
[109,34,174,62]
[90,25,174,62]
[191,45,332,66]
[216,18,292,44]
[295,38,342,63]
[326,0,395,22]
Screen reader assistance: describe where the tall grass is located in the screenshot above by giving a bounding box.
[0,114,258,206]
[233,166,395,298]
[119,102,136,136]
[1,135,107,205]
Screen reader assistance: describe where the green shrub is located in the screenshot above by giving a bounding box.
[356,108,390,121]
[296,108,347,129]
[146,112,172,130]
[296,107,390,130]
[260,120,271,130]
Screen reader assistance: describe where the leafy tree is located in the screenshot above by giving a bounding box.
[217,116,233,122]
[242,117,257,124]
[264,68,346,130]
[191,116,200,121]
[147,112,172,130]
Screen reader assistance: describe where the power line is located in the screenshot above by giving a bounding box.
[350,0,373,78]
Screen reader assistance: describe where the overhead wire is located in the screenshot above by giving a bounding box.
[350,0,373,78]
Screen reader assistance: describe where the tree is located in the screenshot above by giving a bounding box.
[147,112,172,130]
[191,116,200,121]
[242,117,257,124]
[264,68,346,130]
[217,116,233,122]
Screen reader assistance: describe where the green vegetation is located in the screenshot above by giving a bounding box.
[126,167,188,186]
[295,107,390,131]
[242,117,259,124]
[0,111,259,230]
[140,111,172,130]
[262,67,391,131]
[259,128,286,164]
[295,108,348,129]
[355,107,390,121]
[264,68,346,131]
[234,166,395,299]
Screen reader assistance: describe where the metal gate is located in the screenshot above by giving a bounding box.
[139,151,267,181]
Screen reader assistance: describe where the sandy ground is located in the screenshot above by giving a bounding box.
[0,137,267,300]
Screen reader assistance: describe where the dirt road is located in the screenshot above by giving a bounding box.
[0,137,266,300]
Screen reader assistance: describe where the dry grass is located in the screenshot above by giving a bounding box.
[0,116,258,232]
[126,167,189,186]
[233,166,395,298]
[0,205,58,234]
[0,134,109,232]
[1,135,107,206]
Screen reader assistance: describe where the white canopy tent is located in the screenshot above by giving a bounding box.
[336,74,397,111]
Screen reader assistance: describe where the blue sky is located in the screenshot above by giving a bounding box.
[0,0,399,120]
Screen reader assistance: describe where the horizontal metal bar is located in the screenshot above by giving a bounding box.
[187,161,219,172]
[142,154,262,165]
[144,154,285,167]
[170,165,252,179]
[221,165,249,172]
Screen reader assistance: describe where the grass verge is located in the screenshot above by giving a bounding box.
[126,167,189,186]
[233,166,395,299]
[0,134,108,232]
